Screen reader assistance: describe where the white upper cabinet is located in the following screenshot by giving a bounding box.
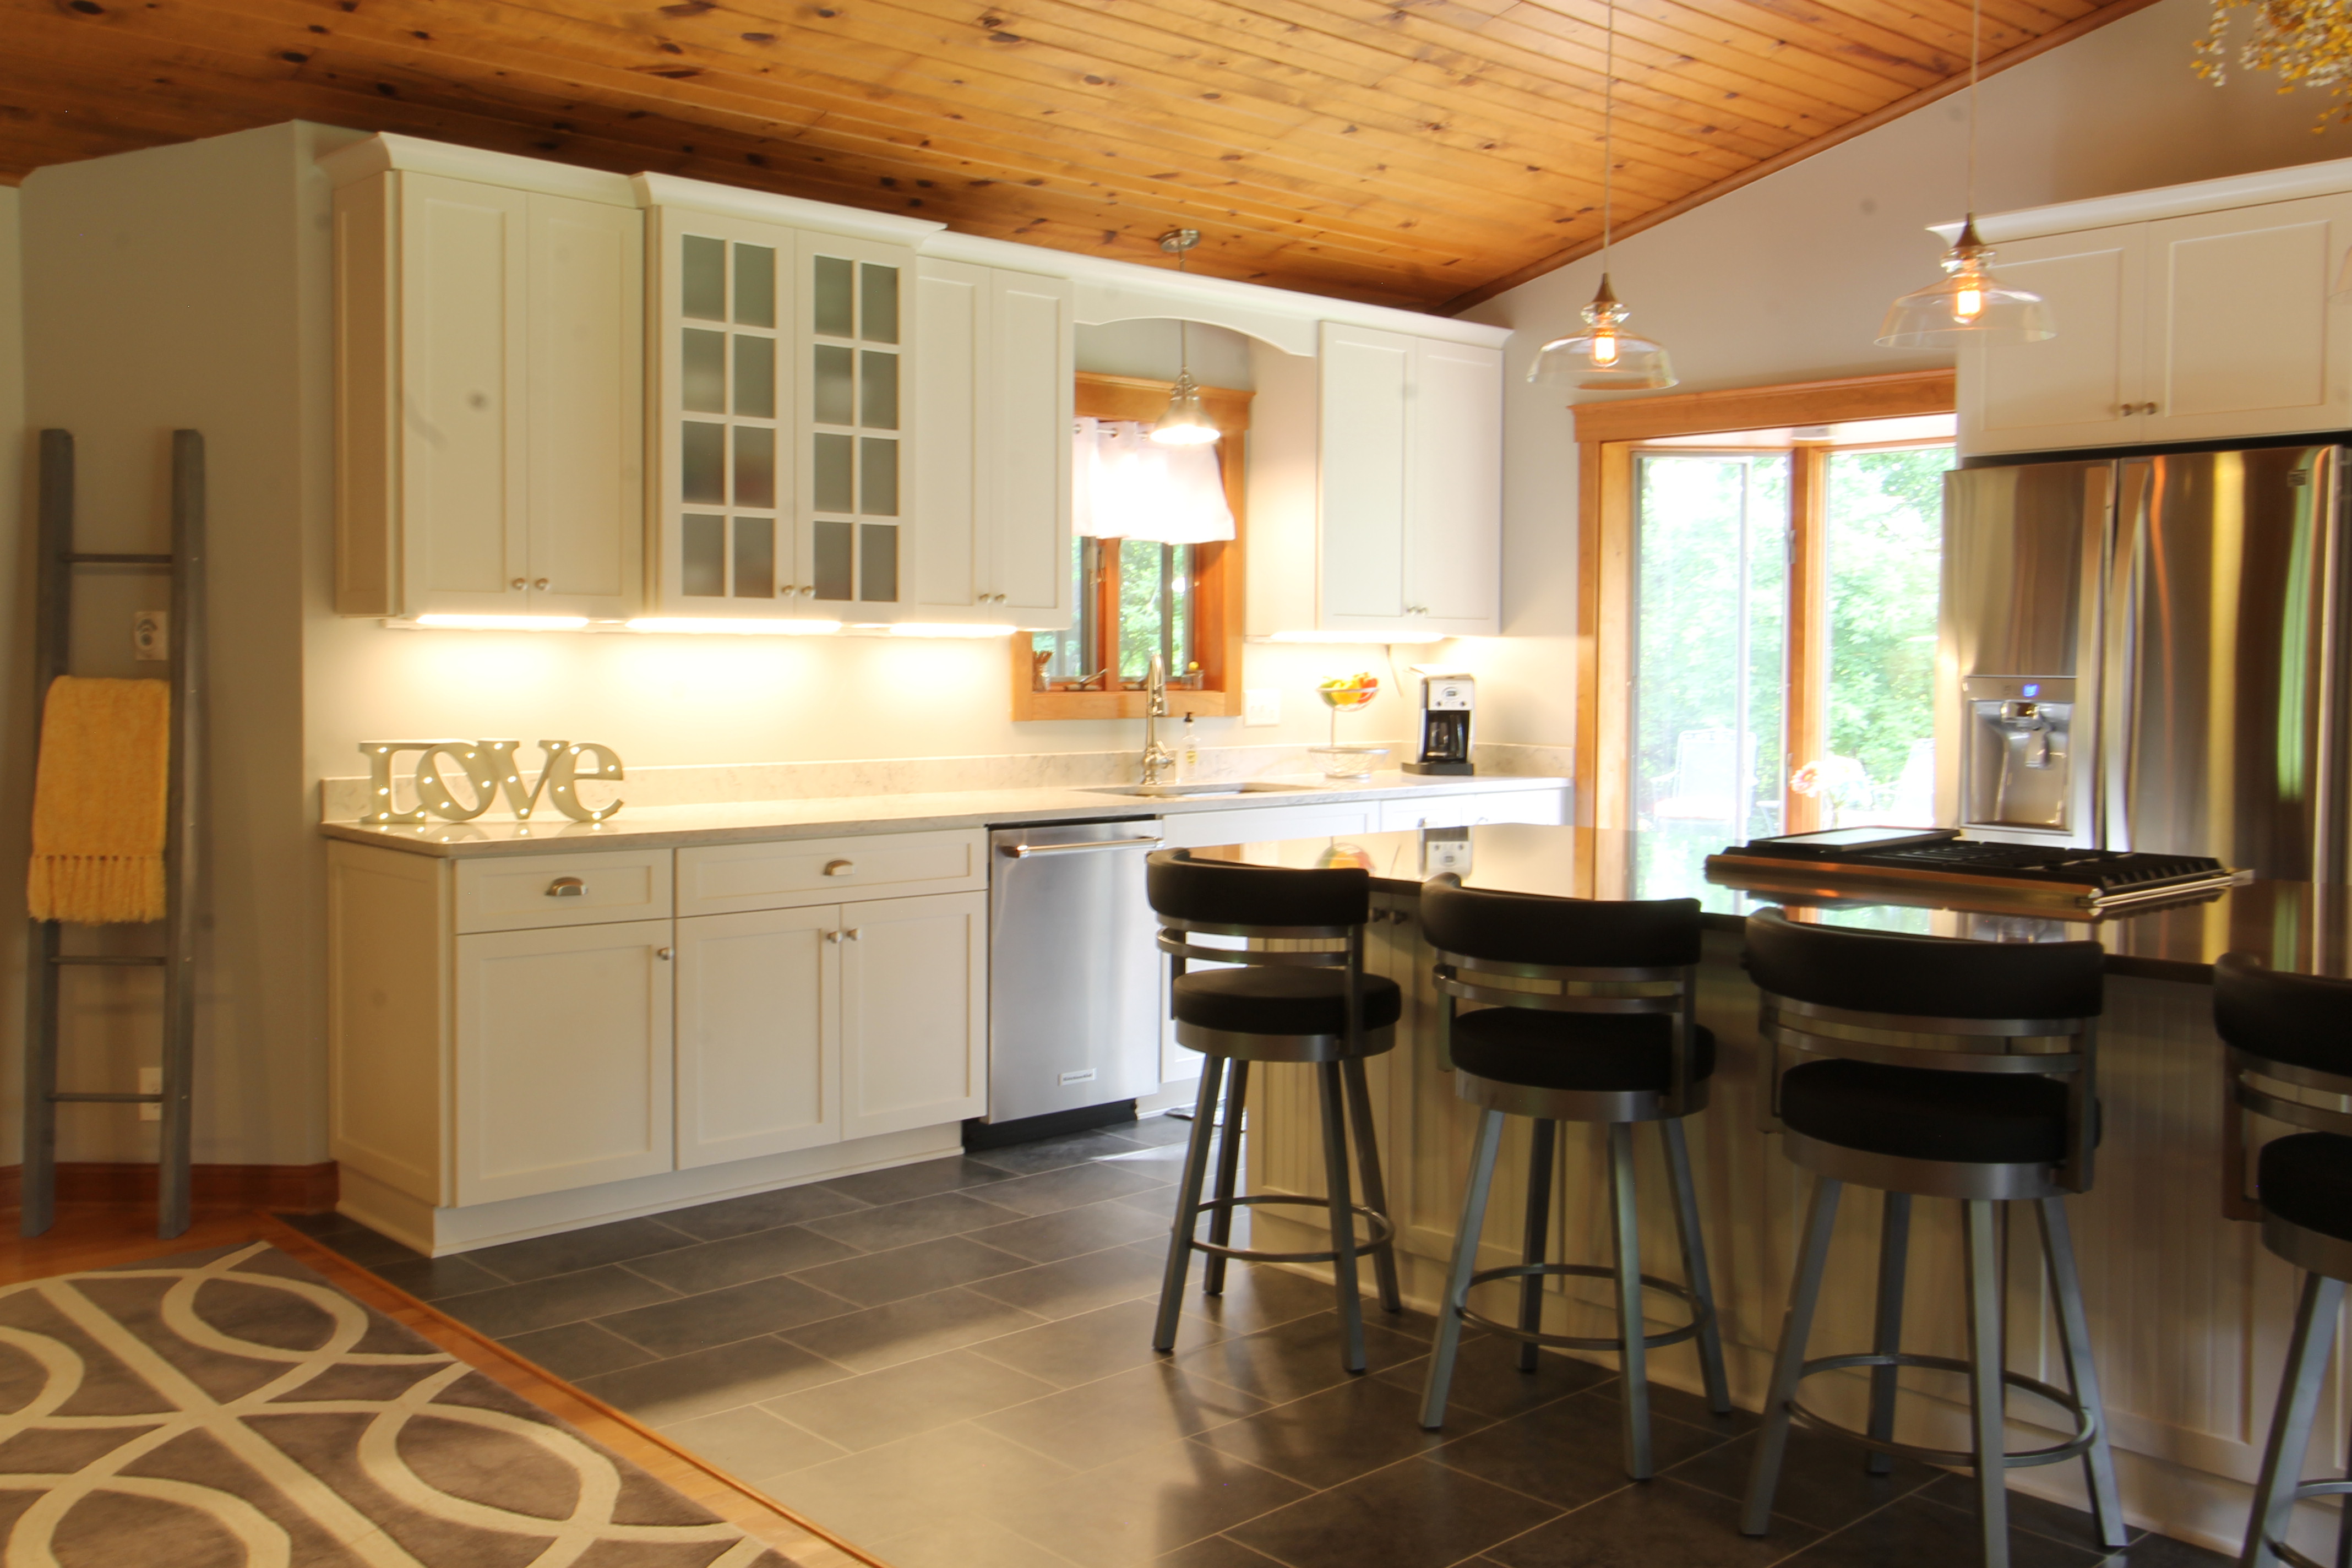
[1961,184,2352,455]
[800,231,916,618]
[913,259,1076,629]
[1248,323,1503,639]
[331,167,643,619]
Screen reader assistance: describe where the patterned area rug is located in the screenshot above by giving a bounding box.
[0,1240,797,1567]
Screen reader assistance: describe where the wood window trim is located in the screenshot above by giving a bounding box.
[1571,369,1954,829]
[1011,371,1251,721]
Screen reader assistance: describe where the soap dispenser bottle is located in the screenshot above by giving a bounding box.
[1181,714,1199,781]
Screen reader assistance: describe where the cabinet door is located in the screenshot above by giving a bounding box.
[1379,788,1567,831]
[399,172,529,617]
[1960,224,2145,456]
[1404,338,1502,633]
[649,209,801,617]
[675,906,839,1167]
[454,919,674,1204]
[801,232,917,619]
[839,890,986,1138]
[1317,322,1413,628]
[526,194,644,618]
[988,269,1076,628]
[912,258,986,622]
[1159,802,1380,850]
[2143,193,2352,444]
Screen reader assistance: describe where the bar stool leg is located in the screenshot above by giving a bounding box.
[2035,1198,2126,1549]
[1341,1058,1403,1315]
[1153,1055,1227,1354]
[1963,1198,2012,1568]
[1518,1119,1557,1373]
[1420,1108,1504,1429]
[1662,1118,1732,1414]
[1607,1121,1654,1479]
[1202,1061,1251,1296]
[1316,1060,1369,1373]
[2242,1272,2345,1568]
[1866,1192,1912,1476]
[1743,1175,1845,1535]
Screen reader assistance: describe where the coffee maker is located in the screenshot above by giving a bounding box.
[1404,668,1476,776]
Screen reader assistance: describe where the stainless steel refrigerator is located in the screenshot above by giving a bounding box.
[1937,445,2352,880]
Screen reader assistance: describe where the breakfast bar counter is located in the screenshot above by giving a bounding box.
[1194,824,2327,1554]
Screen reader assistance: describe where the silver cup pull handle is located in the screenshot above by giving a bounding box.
[824,859,856,877]
[548,877,586,898]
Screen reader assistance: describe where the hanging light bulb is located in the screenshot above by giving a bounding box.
[1528,0,1676,392]
[1875,0,2054,347]
[1153,230,1222,446]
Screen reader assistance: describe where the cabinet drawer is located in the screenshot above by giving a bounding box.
[678,829,988,916]
[454,851,673,934]
[1379,790,1567,832]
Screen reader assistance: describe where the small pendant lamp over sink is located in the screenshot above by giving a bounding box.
[1151,230,1221,446]
[1875,0,2055,347]
[1528,0,1676,392]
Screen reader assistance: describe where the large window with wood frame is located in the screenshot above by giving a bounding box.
[1569,374,1957,890]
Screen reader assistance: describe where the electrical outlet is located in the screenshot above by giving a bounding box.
[138,1067,161,1121]
[132,610,167,662]
[1244,688,1280,727]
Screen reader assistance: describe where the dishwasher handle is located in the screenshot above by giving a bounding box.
[999,835,1163,858]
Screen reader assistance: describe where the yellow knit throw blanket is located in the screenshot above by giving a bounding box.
[27,676,170,925]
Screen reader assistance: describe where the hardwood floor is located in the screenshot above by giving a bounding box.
[0,1202,885,1568]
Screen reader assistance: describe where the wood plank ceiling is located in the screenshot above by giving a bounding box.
[1,0,2155,312]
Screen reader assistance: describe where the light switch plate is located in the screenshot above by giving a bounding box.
[138,1067,161,1121]
[133,611,167,661]
[1244,689,1280,727]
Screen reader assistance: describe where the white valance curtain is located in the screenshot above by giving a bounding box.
[1071,418,1235,545]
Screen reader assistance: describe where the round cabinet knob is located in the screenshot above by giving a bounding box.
[800,586,816,599]
[655,946,673,960]
[825,929,843,945]
[510,578,526,591]
[843,927,861,941]
[533,578,550,591]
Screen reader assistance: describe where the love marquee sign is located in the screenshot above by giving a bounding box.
[360,739,627,825]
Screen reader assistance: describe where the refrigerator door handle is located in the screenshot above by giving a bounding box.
[2102,461,2152,853]
[2314,448,2346,884]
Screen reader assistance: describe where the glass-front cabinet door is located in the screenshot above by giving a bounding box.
[799,232,912,618]
[650,209,798,618]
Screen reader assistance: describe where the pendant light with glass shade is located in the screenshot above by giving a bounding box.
[1875,0,2055,347]
[1528,0,1677,392]
[1151,230,1222,445]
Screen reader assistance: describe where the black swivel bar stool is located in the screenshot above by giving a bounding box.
[1739,910,2126,1568]
[1416,875,1730,1478]
[2218,953,2352,1568]
[1146,850,1404,1372]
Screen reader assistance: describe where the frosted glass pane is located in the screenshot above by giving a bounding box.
[860,263,899,344]
[813,520,853,600]
[733,516,776,597]
[859,523,899,603]
[733,425,776,509]
[813,345,854,426]
[681,236,725,321]
[682,422,725,504]
[813,256,853,337]
[681,329,726,414]
[682,514,725,596]
[859,437,898,516]
[813,433,854,514]
[733,334,775,419]
[860,350,899,431]
[733,243,776,328]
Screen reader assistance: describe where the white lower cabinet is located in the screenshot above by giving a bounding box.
[840,891,988,1137]
[1377,788,1567,832]
[453,919,674,1205]
[674,905,839,1167]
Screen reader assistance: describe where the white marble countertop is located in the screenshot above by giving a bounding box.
[318,771,1569,858]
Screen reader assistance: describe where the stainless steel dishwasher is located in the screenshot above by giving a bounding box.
[979,819,1165,1135]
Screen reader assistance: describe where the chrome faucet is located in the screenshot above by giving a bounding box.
[1141,653,1175,785]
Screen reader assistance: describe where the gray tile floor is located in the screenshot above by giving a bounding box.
[286,1117,2235,1568]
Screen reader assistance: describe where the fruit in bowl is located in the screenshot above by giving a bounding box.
[1317,673,1379,712]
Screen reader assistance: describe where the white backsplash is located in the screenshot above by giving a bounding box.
[318,741,1568,822]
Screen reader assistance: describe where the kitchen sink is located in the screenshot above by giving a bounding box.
[1080,781,1325,799]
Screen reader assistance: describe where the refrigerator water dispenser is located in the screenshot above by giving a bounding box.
[1960,676,2075,833]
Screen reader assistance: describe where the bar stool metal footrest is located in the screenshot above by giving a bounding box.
[1180,1191,1395,1266]
[1458,1261,1714,1355]
[1784,1350,2104,1470]
[2252,1478,2352,1568]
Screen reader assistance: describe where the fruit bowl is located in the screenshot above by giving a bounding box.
[1307,744,1389,779]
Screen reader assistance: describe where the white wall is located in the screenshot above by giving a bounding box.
[1457,0,2352,756]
